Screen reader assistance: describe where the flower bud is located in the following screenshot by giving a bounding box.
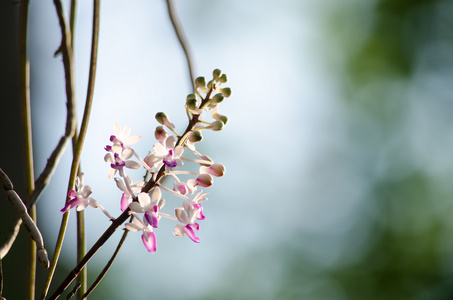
[197,174,213,187]
[220,87,232,98]
[188,130,203,143]
[195,76,206,88]
[174,181,189,195]
[211,108,228,125]
[213,69,222,81]
[206,120,224,131]
[154,126,167,143]
[211,93,224,104]
[186,130,203,151]
[186,93,197,100]
[200,163,225,177]
[196,154,213,167]
[219,74,227,83]
[188,174,213,188]
[155,112,175,129]
[186,98,198,110]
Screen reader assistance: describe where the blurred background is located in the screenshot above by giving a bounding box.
[2,0,453,299]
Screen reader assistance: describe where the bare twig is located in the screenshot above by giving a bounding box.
[82,216,133,299]
[65,281,81,299]
[76,0,100,295]
[165,0,196,91]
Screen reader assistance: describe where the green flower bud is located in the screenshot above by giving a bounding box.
[188,130,203,143]
[207,120,224,131]
[211,108,228,125]
[155,112,175,128]
[186,98,198,110]
[155,112,167,125]
[154,126,168,142]
[213,69,222,80]
[220,87,232,97]
[218,115,228,125]
[195,76,206,88]
[219,74,227,83]
[211,93,224,104]
[207,80,214,89]
[186,93,197,100]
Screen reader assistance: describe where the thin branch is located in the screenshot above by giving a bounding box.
[165,0,196,91]
[18,1,38,298]
[69,0,77,47]
[76,0,100,295]
[82,216,133,299]
[65,282,80,300]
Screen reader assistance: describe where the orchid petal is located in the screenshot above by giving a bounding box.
[174,145,184,157]
[166,135,176,149]
[142,231,157,253]
[124,135,141,146]
[184,224,200,243]
[121,193,132,211]
[175,207,189,224]
[129,202,144,213]
[138,192,151,206]
[125,161,141,169]
[114,178,127,191]
[122,149,134,160]
[151,187,161,203]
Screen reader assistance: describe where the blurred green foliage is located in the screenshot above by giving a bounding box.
[201,0,453,299]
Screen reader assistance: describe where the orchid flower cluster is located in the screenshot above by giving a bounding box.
[61,69,230,253]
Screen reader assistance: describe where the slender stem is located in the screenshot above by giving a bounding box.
[41,213,69,300]
[68,0,87,296]
[165,0,196,91]
[69,0,77,47]
[41,1,77,298]
[65,282,80,300]
[76,210,86,298]
[27,208,37,300]
[76,0,100,293]
[19,0,37,298]
[81,216,133,299]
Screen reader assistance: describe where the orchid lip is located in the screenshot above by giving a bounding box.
[184,224,200,243]
[163,159,177,167]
